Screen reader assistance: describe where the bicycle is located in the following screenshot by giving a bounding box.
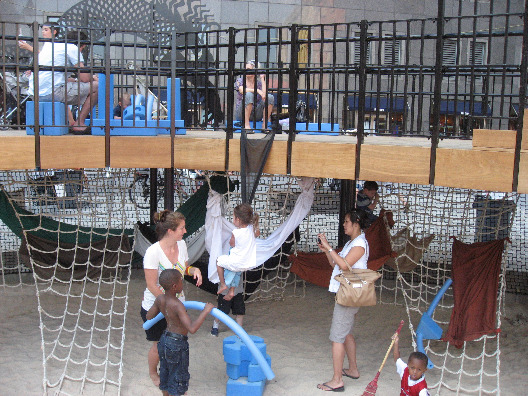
[0,68,31,130]
[128,169,197,209]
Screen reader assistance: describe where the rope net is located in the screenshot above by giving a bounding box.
[0,169,138,395]
[0,170,525,395]
[374,182,518,395]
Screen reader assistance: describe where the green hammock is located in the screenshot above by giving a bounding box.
[0,174,233,245]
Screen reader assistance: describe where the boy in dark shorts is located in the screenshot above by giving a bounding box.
[147,269,214,396]
[211,278,245,336]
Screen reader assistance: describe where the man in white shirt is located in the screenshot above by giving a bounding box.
[19,23,98,134]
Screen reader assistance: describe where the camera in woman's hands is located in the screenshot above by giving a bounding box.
[317,237,322,245]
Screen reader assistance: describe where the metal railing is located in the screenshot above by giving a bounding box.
[0,1,526,184]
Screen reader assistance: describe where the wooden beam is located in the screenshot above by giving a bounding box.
[359,145,430,185]
[518,152,528,194]
[0,137,35,170]
[473,129,518,150]
[0,133,524,193]
[110,137,172,168]
[41,136,105,169]
[228,139,289,175]
[291,141,356,178]
[435,148,515,192]
[174,138,226,171]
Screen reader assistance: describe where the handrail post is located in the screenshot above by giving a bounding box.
[104,27,111,168]
[32,21,41,169]
[513,1,528,192]
[287,24,299,174]
[429,0,445,185]
[225,27,236,172]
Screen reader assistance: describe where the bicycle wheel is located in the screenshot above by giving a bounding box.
[128,176,150,209]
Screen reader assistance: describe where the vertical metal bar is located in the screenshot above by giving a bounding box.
[14,23,21,127]
[513,0,528,192]
[277,27,284,127]
[104,27,111,167]
[375,22,382,135]
[307,27,313,123]
[356,19,368,176]
[498,1,512,131]
[1,23,6,128]
[338,179,356,247]
[339,20,367,245]
[316,25,324,127]
[330,24,338,128]
[467,0,479,138]
[171,31,177,171]
[164,168,174,211]
[225,27,236,170]
[214,30,222,129]
[264,27,271,130]
[32,21,41,169]
[339,24,355,246]
[482,0,494,130]
[429,0,445,185]
[343,23,350,130]
[416,20,426,135]
[150,168,157,216]
[287,24,299,174]
[402,20,411,136]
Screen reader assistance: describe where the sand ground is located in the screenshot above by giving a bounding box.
[1,269,527,395]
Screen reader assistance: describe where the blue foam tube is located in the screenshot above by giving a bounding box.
[425,278,453,316]
[142,300,275,380]
[146,95,154,121]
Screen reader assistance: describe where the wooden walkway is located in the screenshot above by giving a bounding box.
[0,128,526,193]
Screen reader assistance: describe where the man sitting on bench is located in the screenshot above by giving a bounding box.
[19,23,98,134]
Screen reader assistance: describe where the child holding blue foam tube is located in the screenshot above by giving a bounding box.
[147,269,214,396]
[216,203,259,301]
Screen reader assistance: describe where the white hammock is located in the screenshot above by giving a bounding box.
[205,177,315,283]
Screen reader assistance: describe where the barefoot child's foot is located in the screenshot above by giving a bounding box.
[217,283,228,295]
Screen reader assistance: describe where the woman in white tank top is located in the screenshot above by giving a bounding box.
[316,209,370,393]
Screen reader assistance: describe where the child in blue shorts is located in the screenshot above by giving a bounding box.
[147,269,214,396]
[216,203,260,301]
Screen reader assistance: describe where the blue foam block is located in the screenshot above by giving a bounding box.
[248,354,272,382]
[91,118,184,135]
[26,101,68,135]
[226,377,265,396]
[226,360,249,380]
[93,74,185,135]
[296,122,340,135]
[25,101,38,135]
[223,335,266,365]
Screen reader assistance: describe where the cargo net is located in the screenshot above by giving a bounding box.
[0,170,524,395]
[0,168,143,395]
[372,182,520,395]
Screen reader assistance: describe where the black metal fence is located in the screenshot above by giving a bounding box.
[0,3,526,145]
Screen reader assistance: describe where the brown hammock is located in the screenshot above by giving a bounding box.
[290,211,395,287]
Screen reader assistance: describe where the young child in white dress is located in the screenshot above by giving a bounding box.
[216,203,260,301]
